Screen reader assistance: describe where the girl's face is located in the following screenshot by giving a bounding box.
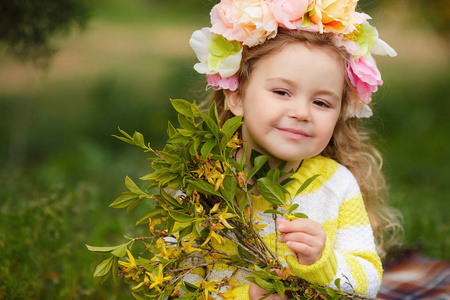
[226,42,344,171]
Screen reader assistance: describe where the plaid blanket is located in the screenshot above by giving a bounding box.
[378,251,450,299]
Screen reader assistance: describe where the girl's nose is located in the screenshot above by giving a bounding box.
[288,100,311,121]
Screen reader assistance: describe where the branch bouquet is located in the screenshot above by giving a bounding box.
[87,99,376,300]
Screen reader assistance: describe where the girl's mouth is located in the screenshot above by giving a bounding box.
[276,127,310,141]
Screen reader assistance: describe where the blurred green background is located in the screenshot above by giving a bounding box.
[0,0,449,299]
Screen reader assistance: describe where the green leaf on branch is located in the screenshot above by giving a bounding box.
[86,244,120,253]
[109,192,139,209]
[132,131,146,149]
[253,277,274,291]
[132,292,146,300]
[93,256,115,279]
[125,176,146,195]
[238,194,248,212]
[186,179,221,197]
[170,99,196,117]
[168,210,194,223]
[201,139,216,158]
[183,282,199,293]
[208,101,220,125]
[287,203,299,215]
[112,127,135,145]
[219,115,242,150]
[294,174,320,197]
[293,212,308,219]
[178,114,198,132]
[201,113,220,139]
[247,155,269,180]
[86,243,128,258]
[111,243,128,257]
[168,132,190,144]
[179,223,193,240]
[167,121,177,137]
[160,188,183,209]
[177,129,195,138]
[136,208,164,225]
[220,175,237,203]
[167,218,176,235]
[273,280,286,297]
[127,198,143,213]
[257,178,287,206]
[266,168,281,183]
[193,220,202,237]
[263,209,283,216]
[221,115,242,135]
[334,278,342,293]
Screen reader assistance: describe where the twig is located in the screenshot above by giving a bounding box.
[254,231,283,267]
[196,245,262,267]
[239,179,255,229]
[222,232,268,265]
[151,149,163,160]
[230,226,268,260]
[168,262,216,274]
[273,213,279,259]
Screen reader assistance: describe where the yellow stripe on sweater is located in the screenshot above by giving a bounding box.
[344,254,368,295]
[286,156,338,197]
[338,195,370,229]
[351,250,383,281]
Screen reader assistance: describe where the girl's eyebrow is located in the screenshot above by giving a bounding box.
[265,77,295,86]
[317,90,342,102]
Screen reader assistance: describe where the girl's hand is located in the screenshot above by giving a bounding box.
[249,283,288,300]
[277,218,326,265]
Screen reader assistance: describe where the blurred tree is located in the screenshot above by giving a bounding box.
[366,0,449,40]
[409,0,450,38]
[0,0,90,67]
[0,0,91,173]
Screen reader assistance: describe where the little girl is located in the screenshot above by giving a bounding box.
[189,0,400,299]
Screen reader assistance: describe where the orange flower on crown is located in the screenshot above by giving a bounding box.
[309,0,357,33]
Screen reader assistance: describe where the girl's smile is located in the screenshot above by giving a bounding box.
[276,127,311,141]
[226,42,345,172]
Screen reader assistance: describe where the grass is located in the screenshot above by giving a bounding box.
[373,69,450,261]
[0,174,132,299]
[0,1,449,298]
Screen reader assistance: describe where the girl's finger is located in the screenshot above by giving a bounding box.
[277,218,323,235]
[284,241,321,265]
[279,231,320,247]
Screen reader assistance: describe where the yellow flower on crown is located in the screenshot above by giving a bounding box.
[310,0,357,33]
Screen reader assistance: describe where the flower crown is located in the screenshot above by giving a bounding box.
[189,0,397,118]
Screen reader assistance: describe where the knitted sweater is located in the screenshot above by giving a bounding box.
[186,155,382,298]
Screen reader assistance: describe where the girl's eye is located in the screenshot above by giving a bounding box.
[313,100,331,108]
[273,90,289,97]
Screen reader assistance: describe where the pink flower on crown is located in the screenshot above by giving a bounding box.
[206,73,239,91]
[269,0,313,29]
[310,0,357,33]
[347,55,383,104]
[210,0,278,47]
